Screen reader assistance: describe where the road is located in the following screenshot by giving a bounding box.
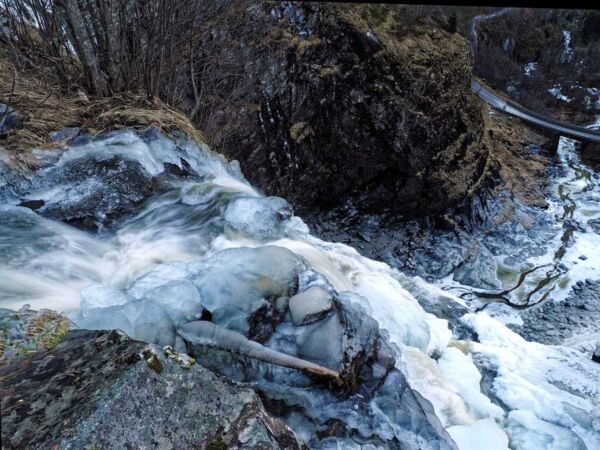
[471,80,600,143]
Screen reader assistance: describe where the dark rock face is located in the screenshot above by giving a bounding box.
[32,156,155,230]
[581,142,600,164]
[0,329,306,450]
[0,103,23,136]
[509,279,600,350]
[207,3,487,220]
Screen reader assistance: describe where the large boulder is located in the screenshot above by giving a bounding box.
[198,2,487,220]
[0,328,307,449]
[24,155,155,230]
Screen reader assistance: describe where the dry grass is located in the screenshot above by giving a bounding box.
[0,47,82,155]
[0,44,204,168]
[482,103,552,208]
[86,92,205,144]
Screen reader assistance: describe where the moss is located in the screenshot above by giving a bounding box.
[41,320,71,349]
[142,349,164,374]
[25,311,72,350]
[318,66,340,78]
[206,438,228,450]
[289,122,314,143]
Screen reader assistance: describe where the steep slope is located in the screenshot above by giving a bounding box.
[472,8,600,125]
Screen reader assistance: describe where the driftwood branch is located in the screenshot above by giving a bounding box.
[178,321,340,380]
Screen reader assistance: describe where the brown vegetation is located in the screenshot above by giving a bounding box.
[1,0,278,154]
[0,43,202,165]
[482,103,553,208]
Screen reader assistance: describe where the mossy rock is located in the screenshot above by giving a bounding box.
[0,306,73,364]
[206,438,228,450]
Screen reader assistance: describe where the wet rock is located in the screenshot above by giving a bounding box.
[451,243,502,290]
[17,199,44,211]
[401,276,473,340]
[12,149,156,230]
[0,329,307,449]
[288,285,334,325]
[510,279,600,352]
[589,218,600,234]
[162,158,195,178]
[28,155,155,231]
[593,347,600,363]
[0,103,23,136]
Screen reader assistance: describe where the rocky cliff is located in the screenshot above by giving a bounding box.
[199,2,488,220]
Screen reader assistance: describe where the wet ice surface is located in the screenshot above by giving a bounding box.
[1,129,599,449]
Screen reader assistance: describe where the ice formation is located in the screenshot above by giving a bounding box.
[0,129,598,449]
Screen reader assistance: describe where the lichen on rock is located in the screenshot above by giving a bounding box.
[0,305,72,364]
[0,328,307,449]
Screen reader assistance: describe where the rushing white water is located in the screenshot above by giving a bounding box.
[1,130,598,449]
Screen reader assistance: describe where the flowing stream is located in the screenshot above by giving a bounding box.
[1,129,599,449]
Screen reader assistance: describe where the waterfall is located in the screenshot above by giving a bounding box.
[1,129,598,449]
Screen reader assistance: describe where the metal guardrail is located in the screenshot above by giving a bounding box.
[471,80,600,143]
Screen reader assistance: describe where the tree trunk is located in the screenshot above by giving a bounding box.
[57,0,107,97]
